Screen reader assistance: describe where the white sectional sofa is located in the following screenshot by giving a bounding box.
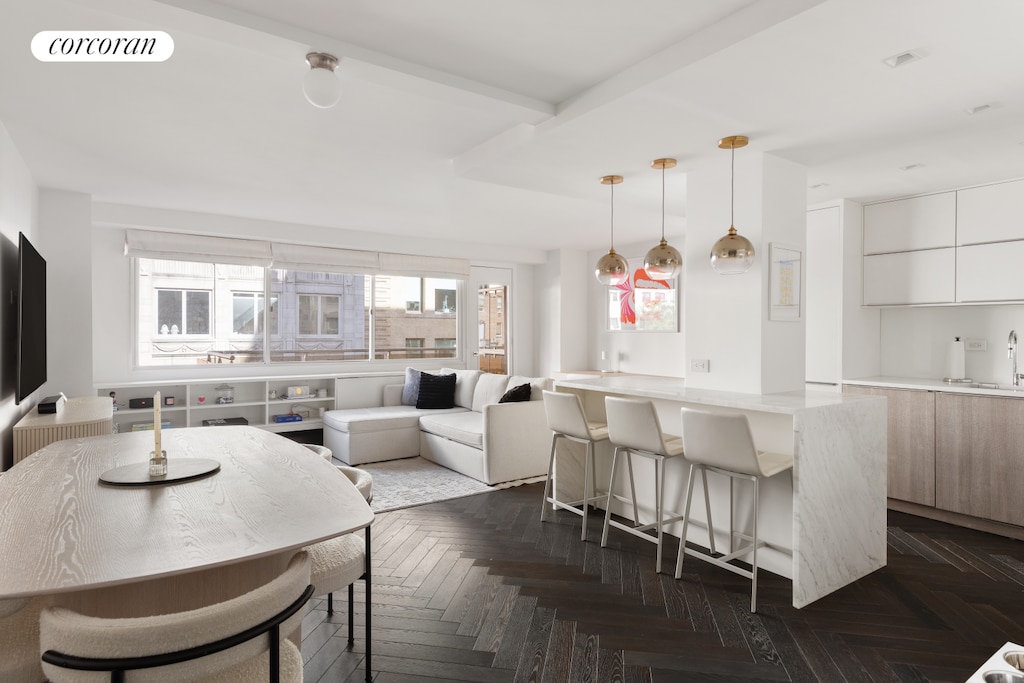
[323,369,552,485]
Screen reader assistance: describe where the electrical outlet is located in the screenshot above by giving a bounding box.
[965,339,987,352]
[689,358,710,373]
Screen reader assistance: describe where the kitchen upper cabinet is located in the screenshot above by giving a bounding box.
[956,240,1024,302]
[843,385,935,506]
[935,392,1024,527]
[863,192,956,255]
[956,179,1024,245]
[863,248,955,305]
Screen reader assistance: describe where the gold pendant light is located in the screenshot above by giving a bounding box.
[595,175,629,286]
[644,158,681,280]
[710,135,755,274]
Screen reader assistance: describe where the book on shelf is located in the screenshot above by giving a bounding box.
[201,417,249,427]
[272,414,302,423]
[130,420,172,432]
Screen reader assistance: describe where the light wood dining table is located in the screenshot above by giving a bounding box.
[0,425,373,619]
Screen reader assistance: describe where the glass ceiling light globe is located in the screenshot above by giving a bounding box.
[644,239,681,280]
[644,158,681,280]
[595,249,629,286]
[710,227,755,274]
[303,52,341,108]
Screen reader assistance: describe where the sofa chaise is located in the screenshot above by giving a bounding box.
[323,369,552,485]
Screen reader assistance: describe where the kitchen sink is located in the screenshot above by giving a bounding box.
[983,672,1024,683]
[1006,652,1024,670]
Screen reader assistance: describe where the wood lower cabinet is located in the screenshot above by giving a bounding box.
[843,385,935,505]
[935,392,1024,527]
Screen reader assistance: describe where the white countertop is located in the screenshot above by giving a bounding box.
[844,376,1024,398]
[554,374,879,415]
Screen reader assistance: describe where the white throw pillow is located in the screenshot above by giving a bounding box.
[440,368,482,409]
[471,374,510,412]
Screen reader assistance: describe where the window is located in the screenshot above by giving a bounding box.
[434,288,456,313]
[298,294,340,336]
[135,255,462,367]
[157,289,210,335]
[373,277,457,361]
[232,292,265,335]
[270,269,367,362]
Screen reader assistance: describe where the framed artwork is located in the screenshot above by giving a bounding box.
[607,258,679,332]
[769,243,802,321]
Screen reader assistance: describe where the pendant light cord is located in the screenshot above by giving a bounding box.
[609,181,615,249]
[661,164,666,240]
[730,145,735,228]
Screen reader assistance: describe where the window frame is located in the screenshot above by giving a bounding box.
[133,257,465,369]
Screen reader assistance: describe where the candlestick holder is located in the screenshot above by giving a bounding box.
[149,450,168,477]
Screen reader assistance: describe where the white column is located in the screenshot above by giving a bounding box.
[684,150,807,394]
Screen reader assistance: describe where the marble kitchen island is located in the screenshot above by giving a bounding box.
[553,375,887,608]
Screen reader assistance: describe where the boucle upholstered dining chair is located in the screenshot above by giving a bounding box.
[0,595,51,682]
[39,551,313,682]
[302,442,374,682]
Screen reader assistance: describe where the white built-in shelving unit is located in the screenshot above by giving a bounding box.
[97,376,337,435]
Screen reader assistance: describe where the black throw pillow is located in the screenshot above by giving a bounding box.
[416,372,456,409]
[498,382,531,403]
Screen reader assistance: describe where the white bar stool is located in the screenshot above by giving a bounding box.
[601,396,689,573]
[541,390,609,540]
[676,407,794,612]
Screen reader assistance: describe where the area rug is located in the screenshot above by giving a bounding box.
[357,457,543,513]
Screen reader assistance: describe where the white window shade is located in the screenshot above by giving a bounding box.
[270,243,380,274]
[124,229,469,278]
[124,230,272,266]
[378,253,471,279]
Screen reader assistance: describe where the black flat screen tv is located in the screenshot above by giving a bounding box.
[16,232,46,405]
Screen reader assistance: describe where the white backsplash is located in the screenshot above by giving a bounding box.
[880,304,1024,384]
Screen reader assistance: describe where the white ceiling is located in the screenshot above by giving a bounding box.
[3,0,1024,259]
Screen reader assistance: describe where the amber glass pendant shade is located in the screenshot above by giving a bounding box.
[595,175,629,286]
[711,136,755,274]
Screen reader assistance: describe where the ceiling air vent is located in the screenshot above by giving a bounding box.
[882,51,921,68]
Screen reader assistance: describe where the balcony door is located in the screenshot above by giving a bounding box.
[469,266,511,374]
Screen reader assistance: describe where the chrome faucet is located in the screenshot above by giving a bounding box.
[1010,330,1022,386]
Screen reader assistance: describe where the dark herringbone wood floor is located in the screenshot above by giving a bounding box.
[299,482,1024,682]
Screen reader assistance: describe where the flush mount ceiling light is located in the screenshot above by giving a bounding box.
[303,52,341,108]
[643,158,682,280]
[710,135,755,275]
[595,175,629,286]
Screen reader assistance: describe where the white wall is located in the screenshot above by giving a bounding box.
[806,206,841,384]
[39,190,93,399]
[0,122,39,469]
[880,305,1024,384]
[535,249,589,377]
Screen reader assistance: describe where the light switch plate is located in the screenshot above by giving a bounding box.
[690,358,710,373]
[965,339,987,352]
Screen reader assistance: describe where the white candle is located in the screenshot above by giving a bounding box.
[154,391,162,457]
